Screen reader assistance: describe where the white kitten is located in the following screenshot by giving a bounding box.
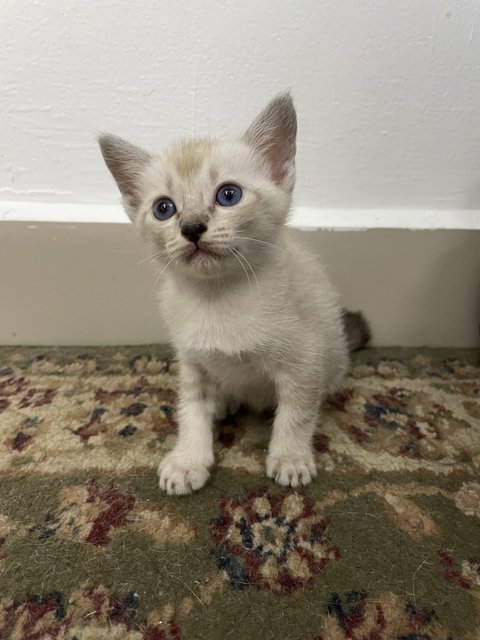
[99,93,369,495]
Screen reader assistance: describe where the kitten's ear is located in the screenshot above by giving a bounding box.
[243,92,297,191]
[98,134,152,214]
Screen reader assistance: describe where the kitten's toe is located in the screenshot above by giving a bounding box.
[158,454,210,495]
[266,453,317,488]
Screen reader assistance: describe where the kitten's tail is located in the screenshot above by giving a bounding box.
[341,309,371,352]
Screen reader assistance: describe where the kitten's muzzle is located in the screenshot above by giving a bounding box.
[181,222,207,244]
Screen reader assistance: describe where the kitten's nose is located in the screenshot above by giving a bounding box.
[181,222,207,244]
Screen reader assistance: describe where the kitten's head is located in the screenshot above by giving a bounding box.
[99,93,297,281]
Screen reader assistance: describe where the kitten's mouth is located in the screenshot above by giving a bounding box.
[185,244,223,263]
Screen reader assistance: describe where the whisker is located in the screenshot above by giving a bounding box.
[237,236,276,249]
[228,247,252,295]
[239,250,261,297]
[138,249,168,265]
[231,246,260,297]
[237,236,286,253]
[150,254,176,294]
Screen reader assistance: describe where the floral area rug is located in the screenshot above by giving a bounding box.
[0,346,479,640]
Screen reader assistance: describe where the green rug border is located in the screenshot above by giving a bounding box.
[1,344,478,368]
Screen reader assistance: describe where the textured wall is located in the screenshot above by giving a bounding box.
[2,0,480,210]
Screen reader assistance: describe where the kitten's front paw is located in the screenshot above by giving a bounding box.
[158,453,210,496]
[266,452,317,488]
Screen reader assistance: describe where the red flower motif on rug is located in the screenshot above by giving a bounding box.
[0,586,183,639]
[313,590,466,640]
[211,488,340,595]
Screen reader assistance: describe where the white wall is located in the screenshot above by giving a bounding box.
[2,0,480,211]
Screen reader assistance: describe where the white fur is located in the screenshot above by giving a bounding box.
[158,231,348,493]
[99,94,350,495]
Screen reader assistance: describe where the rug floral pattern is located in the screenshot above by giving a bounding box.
[0,346,478,639]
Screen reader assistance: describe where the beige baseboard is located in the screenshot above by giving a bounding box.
[0,221,479,347]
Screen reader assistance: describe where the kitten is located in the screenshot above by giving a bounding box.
[99,93,370,495]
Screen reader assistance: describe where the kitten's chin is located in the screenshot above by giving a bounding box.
[177,245,227,278]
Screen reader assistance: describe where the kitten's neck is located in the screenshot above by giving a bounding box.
[169,268,250,300]
[169,237,280,297]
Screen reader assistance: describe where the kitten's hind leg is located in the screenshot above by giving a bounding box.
[158,360,216,495]
[213,395,241,422]
[266,369,320,488]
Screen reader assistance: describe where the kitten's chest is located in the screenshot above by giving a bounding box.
[160,285,266,354]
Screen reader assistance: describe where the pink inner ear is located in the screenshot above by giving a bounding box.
[249,131,296,188]
[243,93,297,188]
[99,134,151,209]
[268,141,293,185]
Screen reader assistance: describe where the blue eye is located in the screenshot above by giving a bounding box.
[152,198,176,221]
[216,184,242,207]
